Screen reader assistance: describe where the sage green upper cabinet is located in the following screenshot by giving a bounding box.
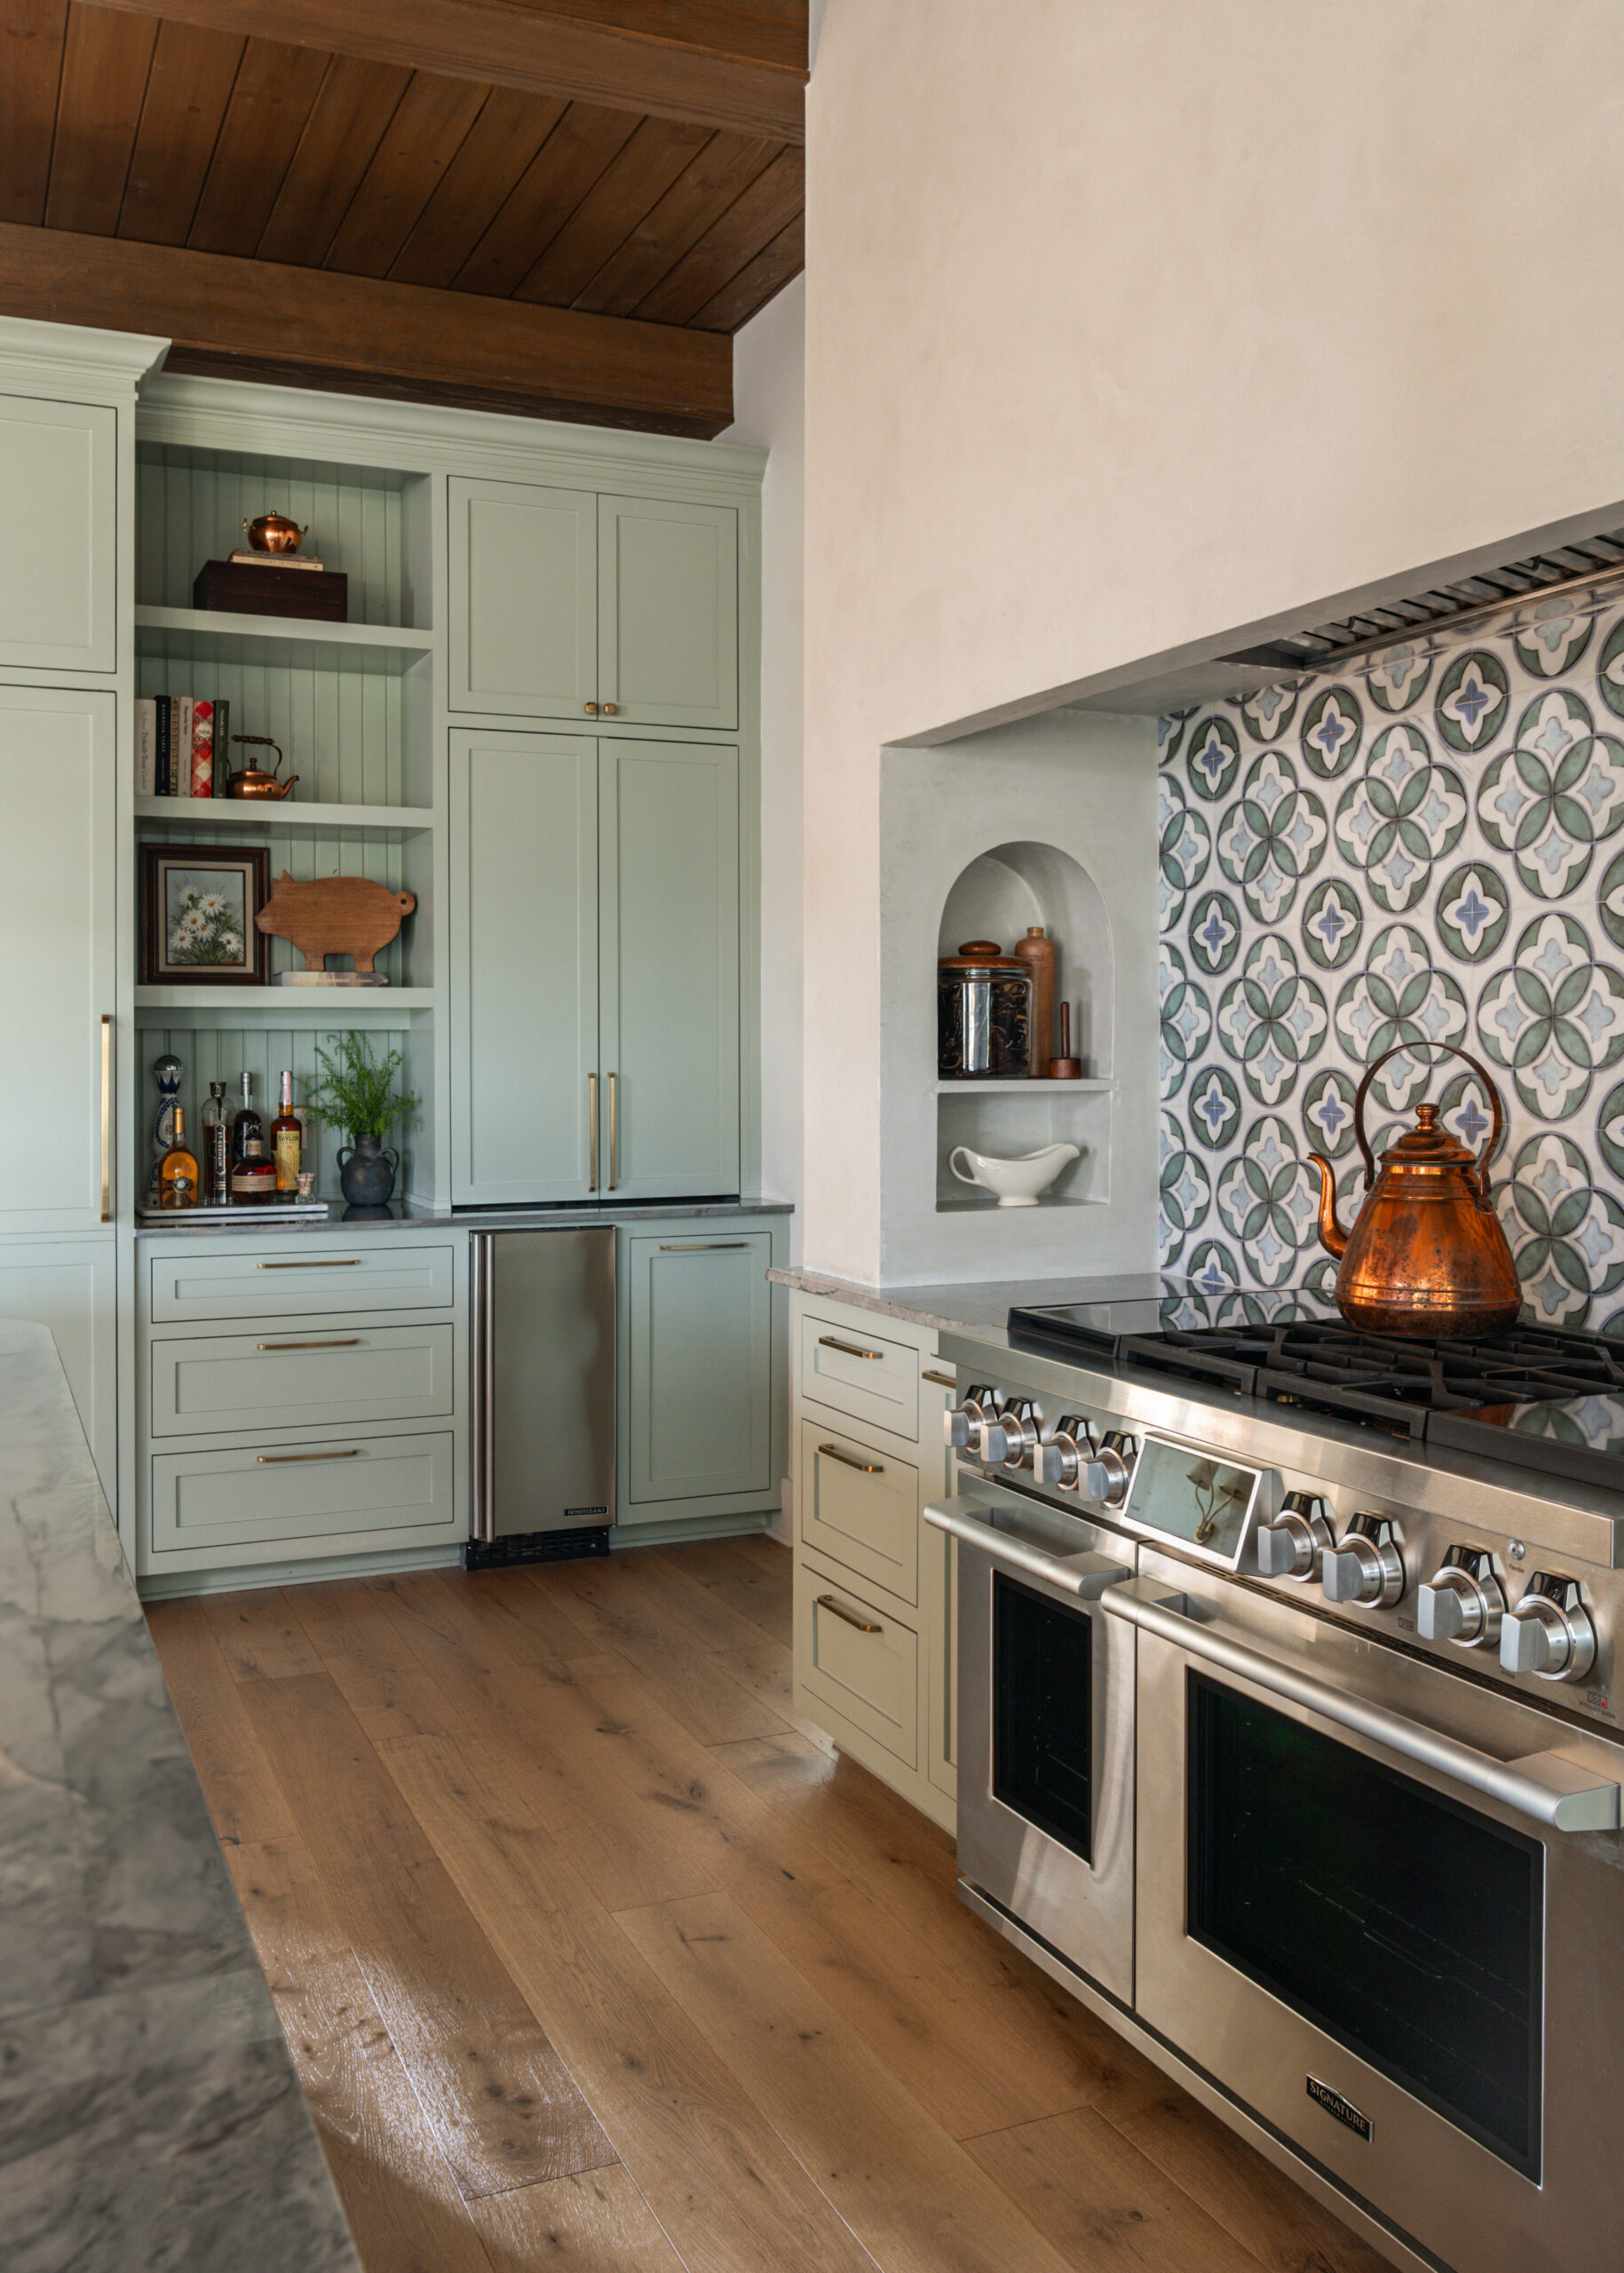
[599,741,740,1200]
[624,1229,773,1509]
[448,476,598,719]
[598,495,738,730]
[451,730,598,1204]
[0,686,115,1233]
[0,396,116,675]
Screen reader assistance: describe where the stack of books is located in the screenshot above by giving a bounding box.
[135,697,231,797]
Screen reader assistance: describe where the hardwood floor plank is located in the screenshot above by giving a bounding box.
[618,1889,1080,2273]
[443,1562,603,1663]
[965,2105,1267,2273]
[202,1582,325,1682]
[380,1730,883,2273]
[144,1596,301,1848]
[241,1671,617,2198]
[294,1576,471,1741]
[467,2166,685,2272]
[227,1833,499,2273]
[649,1534,794,1645]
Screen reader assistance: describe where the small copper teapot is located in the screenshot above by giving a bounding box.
[226,733,298,801]
[1307,1042,1521,1337]
[243,512,308,555]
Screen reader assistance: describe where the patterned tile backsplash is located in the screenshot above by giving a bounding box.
[1158,587,1624,1328]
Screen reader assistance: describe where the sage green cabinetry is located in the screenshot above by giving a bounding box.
[0,1241,116,1501]
[452,732,741,1206]
[0,393,117,675]
[448,477,737,729]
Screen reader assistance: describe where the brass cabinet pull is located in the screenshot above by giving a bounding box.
[99,1014,112,1223]
[818,1334,883,1361]
[257,1337,362,1352]
[819,1442,884,1475]
[660,1241,748,1252]
[602,701,619,716]
[922,1369,956,1389]
[608,1070,619,1191]
[256,1447,361,1464]
[817,1593,883,1635]
[257,1257,362,1270]
[584,701,598,715]
[588,1072,598,1192]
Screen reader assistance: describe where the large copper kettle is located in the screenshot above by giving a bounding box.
[1307,1042,1521,1337]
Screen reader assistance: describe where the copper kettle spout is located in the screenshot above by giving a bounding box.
[1306,1152,1348,1259]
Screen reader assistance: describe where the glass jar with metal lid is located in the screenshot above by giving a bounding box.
[938,940,1034,1078]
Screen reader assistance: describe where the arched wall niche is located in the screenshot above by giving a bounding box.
[937,838,1113,1076]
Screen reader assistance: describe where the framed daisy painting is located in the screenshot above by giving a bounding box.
[139,844,271,985]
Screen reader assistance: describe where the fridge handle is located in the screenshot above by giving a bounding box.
[471,1235,493,1540]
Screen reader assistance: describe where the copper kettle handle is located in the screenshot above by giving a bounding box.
[1351,1041,1505,1197]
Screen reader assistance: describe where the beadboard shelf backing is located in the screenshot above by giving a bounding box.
[134,799,434,842]
[135,608,434,677]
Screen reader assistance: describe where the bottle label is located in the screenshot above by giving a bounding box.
[275,1128,301,1191]
[231,1163,273,1197]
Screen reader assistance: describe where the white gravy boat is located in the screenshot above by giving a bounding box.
[947,1140,1080,1207]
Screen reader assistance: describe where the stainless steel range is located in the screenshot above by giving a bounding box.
[926,1279,1624,2273]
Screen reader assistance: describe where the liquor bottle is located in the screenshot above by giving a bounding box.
[271,1070,302,1195]
[201,1081,229,1204]
[230,1072,262,1168]
[229,1131,276,1205]
[157,1106,200,1210]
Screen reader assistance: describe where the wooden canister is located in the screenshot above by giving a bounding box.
[1014,927,1056,1078]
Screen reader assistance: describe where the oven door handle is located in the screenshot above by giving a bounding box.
[1102,1579,1620,1834]
[923,1497,1132,1602]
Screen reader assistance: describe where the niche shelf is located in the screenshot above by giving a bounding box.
[135,606,433,677]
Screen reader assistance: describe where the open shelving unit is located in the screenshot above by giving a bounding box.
[135,606,434,676]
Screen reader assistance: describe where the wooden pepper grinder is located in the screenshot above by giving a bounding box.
[1050,1002,1082,1081]
[1014,926,1056,1078]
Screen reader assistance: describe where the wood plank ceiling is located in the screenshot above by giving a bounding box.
[0,0,806,432]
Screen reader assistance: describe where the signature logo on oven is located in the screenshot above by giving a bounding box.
[1306,2077,1372,2140]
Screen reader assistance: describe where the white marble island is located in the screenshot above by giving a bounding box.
[0,1321,359,2271]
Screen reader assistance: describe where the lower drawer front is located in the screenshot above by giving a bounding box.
[149,1239,457,1323]
[150,1323,456,1437]
[149,1432,458,1557]
[798,1418,919,1604]
[796,1557,918,1770]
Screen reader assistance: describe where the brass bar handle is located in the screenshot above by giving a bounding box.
[608,1070,618,1192]
[99,1014,112,1223]
[817,1593,883,1635]
[588,1072,598,1192]
[660,1241,748,1252]
[818,1442,884,1475]
[922,1369,956,1389]
[256,1447,362,1465]
[818,1334,883,1361]
[257,1338,362,1352]
[257,1257,362,1270]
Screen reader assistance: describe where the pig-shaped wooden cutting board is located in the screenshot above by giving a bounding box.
[256,873,416,974]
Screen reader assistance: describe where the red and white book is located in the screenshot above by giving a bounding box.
[190,700,214,798]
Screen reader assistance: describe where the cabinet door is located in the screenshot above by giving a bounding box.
[448,477,598,718]
[0,1239,116,1507]
[0,687,115,1233]
[598,495,737,729]
[451,730,598,1203]
[625,1230,772,1509]
[0,396,116,674]
[599,740,739,1199]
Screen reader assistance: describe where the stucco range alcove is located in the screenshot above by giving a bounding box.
[937,839,1113,1210]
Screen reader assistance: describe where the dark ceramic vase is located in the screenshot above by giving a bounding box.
[337,1131,399,1208]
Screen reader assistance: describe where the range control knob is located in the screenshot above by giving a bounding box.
[1080,1429,1137,1509]
[1033,1417,1097,1490]
[976,1398,1041,1471]
[944,1384,1001,1451]
[1416,1546,1505,1649]
[1500,1572,1596,1683]
[1256,1490,1333,1580]
[1322,1513,1406,1609]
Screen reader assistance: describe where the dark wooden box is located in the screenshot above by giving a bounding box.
[193,559,349,622]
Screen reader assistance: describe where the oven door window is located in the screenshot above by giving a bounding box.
[993,1572,1093,1862]
[1188,1675,1542,2178]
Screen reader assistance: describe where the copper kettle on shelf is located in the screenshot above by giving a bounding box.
[226,733,299,801]
[1307,1041,1521,1337]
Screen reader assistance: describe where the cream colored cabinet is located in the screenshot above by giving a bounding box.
[0,394,117,674]
[791,1292,957,1832]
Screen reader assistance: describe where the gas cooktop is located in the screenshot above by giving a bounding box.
[1007,1280,1624,1493]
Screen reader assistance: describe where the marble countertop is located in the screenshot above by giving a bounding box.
[0,1321,359,2271]
[138,1197,794,1239]
[769,1264,1168,1341]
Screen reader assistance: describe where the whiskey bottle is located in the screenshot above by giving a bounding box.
[230,1072,262,1168]
[229,1132,276,1205]
[272,1069,302,1195]
[201,1081,229,1204]
[157,1106,200,1210]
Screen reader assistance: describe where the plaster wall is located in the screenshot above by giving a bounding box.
[804,0,1624,1283]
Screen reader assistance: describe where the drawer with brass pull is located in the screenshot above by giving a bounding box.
[797,1417,920,1604]
[149,1322,456,1437]
[147,1239,457,1325]
[148,1430,457,1560]
[798,1309,920,1439]
[796,1548,919,1771]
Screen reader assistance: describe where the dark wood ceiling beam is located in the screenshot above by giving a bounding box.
[0,219,733,432]
[82,0,806,140]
